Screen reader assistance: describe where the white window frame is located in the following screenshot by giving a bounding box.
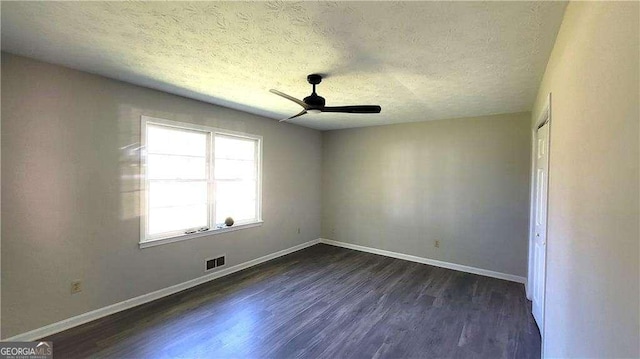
[140,115,263,248]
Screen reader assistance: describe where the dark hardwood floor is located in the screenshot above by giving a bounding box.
[44,244,540,358]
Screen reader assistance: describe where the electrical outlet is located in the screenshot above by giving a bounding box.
[434,240,440,248]
[71,280,82,294]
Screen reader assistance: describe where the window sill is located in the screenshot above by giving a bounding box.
[139,221,264,249]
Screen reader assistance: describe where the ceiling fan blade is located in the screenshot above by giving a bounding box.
[270,89,309,109]
[321,105,381,114]
[279,109,308,122]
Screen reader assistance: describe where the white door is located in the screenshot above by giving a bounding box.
[532,121,549,332]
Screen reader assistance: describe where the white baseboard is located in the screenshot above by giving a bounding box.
[6,237,525,341]
[319,238,527,285]
[4,239,321,342]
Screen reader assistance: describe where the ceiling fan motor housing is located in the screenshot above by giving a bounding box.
[304,93,325,107]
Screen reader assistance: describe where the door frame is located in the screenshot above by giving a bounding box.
[527,93,552,340]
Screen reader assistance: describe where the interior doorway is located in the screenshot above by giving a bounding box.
[528,94,551,338]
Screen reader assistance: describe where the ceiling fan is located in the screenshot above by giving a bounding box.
[270,74,382,122]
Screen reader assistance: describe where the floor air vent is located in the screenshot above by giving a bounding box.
[205,255,226,271]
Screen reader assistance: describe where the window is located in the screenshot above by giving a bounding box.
[141,116,262,246]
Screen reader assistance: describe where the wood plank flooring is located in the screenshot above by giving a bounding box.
[43,244,540,358]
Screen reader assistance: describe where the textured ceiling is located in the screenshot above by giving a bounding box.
[1,2,566,130]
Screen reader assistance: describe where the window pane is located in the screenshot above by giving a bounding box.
[215,135,255,160]
[149,181,207,208]
[216,180,256,202]
[148,204,208,235]
[147,124,207,156]
[147,154,207,180]
[213,135,258,225]
[216,200,256,224]
[215,159,256,180]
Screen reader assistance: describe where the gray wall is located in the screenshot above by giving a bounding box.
[322,112,531,277]
[531,2,639,357]
[1,53,322,338]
